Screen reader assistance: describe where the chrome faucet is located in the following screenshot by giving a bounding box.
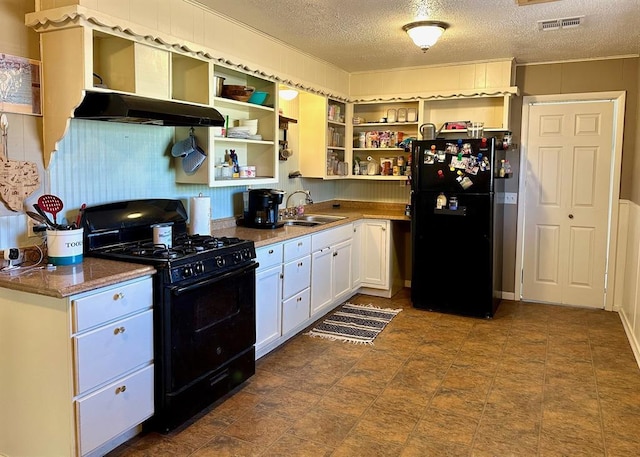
[286,189,313,208]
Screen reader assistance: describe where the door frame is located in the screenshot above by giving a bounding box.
[515,91,626,310]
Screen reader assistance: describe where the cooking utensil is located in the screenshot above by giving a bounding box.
[75,203,86,228]
[183,144,207,175]
[38,194,64,224]
[26,210,50,227]
[33,203,56,229]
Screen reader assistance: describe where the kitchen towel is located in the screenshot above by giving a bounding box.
[189,195,211,235]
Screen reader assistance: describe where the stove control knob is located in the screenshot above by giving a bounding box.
[233,252,242,262]
[215,256,225,267]
[182,266,194,278]
[195,262,205,274]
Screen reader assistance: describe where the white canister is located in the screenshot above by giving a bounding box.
[152,223,173,248]
[46,228,84,265]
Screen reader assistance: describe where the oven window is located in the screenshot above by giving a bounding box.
[194,284,240,332]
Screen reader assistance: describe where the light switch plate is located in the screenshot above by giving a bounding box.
[504,192,518,205]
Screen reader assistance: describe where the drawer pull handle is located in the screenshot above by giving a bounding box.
[333,252,338,257]
[113,326,126,335]
[297,242,303,246]
[297,297,302,302]
[115,385,127,394]
[280,273,284,279]
[298,261,303,267]
[268,249,274,254]
[113,292,125,301]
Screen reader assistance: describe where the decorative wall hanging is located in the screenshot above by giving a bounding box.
[0,114,40,212]
[0,53,42,116]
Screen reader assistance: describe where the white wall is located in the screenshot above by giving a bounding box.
[619,200,640,366]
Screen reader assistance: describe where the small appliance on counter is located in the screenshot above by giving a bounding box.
[241,188,286,229]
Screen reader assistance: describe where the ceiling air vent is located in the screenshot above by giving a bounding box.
[537,16,584,31]
[517,0,561,5]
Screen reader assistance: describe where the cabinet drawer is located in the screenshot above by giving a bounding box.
[256,243,283,270]
[311,223,353,251]
[76,364,154,456]
[74,310,153,395]
[283,236,311,261]
[282,288,310,334]
[282,254,311,300]
[73,277,153,332]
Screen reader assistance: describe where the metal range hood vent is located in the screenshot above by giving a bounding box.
[74,92,225,127]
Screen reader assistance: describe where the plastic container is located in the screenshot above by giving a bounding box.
[466,122,484,138]
[46,228,83,265]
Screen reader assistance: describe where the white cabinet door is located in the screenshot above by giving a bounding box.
[255,265,282,351]
[333,239,352,303]
[76,365,154,456]
[282,255,311,300]
[282,288,311,334]
[361,220,390,288]
[311,247,333,316]
[351,221,362,289]
[74,310,154,395]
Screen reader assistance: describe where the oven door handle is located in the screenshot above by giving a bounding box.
[172,262,258,296]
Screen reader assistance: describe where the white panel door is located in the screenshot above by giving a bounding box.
[522,101,614,308]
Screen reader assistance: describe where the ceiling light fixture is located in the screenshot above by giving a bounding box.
[279,89,298,101]
[403,20,449,52]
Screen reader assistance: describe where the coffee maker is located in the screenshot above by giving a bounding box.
[243,189,285,229]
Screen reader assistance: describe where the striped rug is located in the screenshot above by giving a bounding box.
[306,303,402,344]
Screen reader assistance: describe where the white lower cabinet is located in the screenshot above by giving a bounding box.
[282,288,311,334]
[255,243,284,357]
[76,365,154,456]
[359,219,403,298]
[254,237,311,358]
[254,219,404,358]
[0,275,154,457]
[310,224,353,319]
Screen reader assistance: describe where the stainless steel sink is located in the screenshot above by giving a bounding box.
[282,220,322,227]
[282,214,347,226]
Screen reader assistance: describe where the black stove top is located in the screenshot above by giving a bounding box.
[99,235,247,262]
[82,199,256,283]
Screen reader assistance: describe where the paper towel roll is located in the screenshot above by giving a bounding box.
[189,195,211,235]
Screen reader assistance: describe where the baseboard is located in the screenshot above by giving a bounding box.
[619,309,640,369]
[501,291,515,300]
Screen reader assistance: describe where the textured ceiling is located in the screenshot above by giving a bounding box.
[192,0,639,72]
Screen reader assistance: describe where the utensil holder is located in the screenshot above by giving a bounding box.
[47,228,83,265]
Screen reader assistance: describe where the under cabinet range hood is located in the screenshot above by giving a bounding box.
[73,92,225,127]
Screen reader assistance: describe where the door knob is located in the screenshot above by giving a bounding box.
[568,214,574,219]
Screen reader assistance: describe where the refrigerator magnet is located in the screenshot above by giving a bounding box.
[460,176,474,189]
[425,153,435,164]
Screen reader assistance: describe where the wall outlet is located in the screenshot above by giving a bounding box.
[27,219,46,238]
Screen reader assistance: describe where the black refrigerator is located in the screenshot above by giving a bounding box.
[410,137,504,318]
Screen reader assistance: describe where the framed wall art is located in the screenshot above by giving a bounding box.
[0,53,42,116]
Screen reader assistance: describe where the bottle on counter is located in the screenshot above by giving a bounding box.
[436,192,447,209]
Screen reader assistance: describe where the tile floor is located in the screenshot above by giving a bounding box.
[108,289,640,456]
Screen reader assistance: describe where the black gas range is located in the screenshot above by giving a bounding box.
[82,199,258,432]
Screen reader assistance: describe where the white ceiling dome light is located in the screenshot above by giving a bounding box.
[279,89,298,101]
[403,21,449,52]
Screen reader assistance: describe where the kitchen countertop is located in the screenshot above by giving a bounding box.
[0,201,407,297]
[0,257,156,298]
[212,200,410,248]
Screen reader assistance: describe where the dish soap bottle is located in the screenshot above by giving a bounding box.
[436,192,447,209]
